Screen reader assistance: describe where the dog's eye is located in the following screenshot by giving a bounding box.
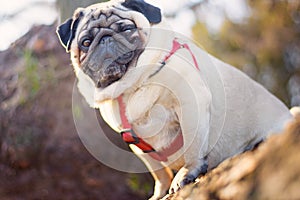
[120,24,136,32]
[82,39,92,47]
[79,37,92,52]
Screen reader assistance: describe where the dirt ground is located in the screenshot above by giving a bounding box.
[0,24,152,200]
[163,116,300,200]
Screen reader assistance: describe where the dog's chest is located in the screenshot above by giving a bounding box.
[126,85,181,150]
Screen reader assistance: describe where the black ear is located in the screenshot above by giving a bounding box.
[56,16,81,52]
[121,0,161,24]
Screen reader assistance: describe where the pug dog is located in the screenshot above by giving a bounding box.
[56,0,295,199]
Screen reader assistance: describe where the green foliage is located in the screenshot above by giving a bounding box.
[192,0,300,105]
[73,104,83,120]
[18,50,63,105]
[127,174,152,196]
[23,50,40,98]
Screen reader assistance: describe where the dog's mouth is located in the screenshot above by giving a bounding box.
[95,51,135,88]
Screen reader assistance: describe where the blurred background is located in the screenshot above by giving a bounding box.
[0,0,299,199]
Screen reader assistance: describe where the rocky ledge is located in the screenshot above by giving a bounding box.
[163,116,300,200]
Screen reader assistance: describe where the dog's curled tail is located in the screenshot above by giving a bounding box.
[290,106,300,117]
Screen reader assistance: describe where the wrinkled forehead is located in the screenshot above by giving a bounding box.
[80,10,132,30]
[77,1,150,30]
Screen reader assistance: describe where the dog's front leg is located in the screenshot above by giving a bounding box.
[130,146,173,200]
[169,131,209,193]
[169,93,211,193]
[149,167,173,200]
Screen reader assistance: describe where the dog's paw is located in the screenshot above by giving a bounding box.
[169,158,208,193]
[169,167,194,193]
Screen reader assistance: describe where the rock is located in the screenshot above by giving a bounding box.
[165,116,300,200]
[0,23,71,168]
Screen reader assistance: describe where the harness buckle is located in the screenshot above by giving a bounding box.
[120,129,140,145]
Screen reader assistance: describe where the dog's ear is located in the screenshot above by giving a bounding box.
[56,10,83,52]
[121,0,161,24]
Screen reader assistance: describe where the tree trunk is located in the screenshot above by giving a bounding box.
[56,0,107,22]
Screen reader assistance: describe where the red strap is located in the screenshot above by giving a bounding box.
[121,129,155,153]
[149,132,183,162]
[155,132,183,160]
[117,95,184,162]
[117,96,159,157]
[163,38,199,70]
[163,39,182,62]
[182,43,200,70]
[117,95,131,129]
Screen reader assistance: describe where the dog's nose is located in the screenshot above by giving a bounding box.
[100,36,113,46]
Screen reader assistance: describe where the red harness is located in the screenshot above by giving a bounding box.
[117,38,199,162]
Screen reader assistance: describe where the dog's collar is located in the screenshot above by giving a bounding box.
[116,38,199,162]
